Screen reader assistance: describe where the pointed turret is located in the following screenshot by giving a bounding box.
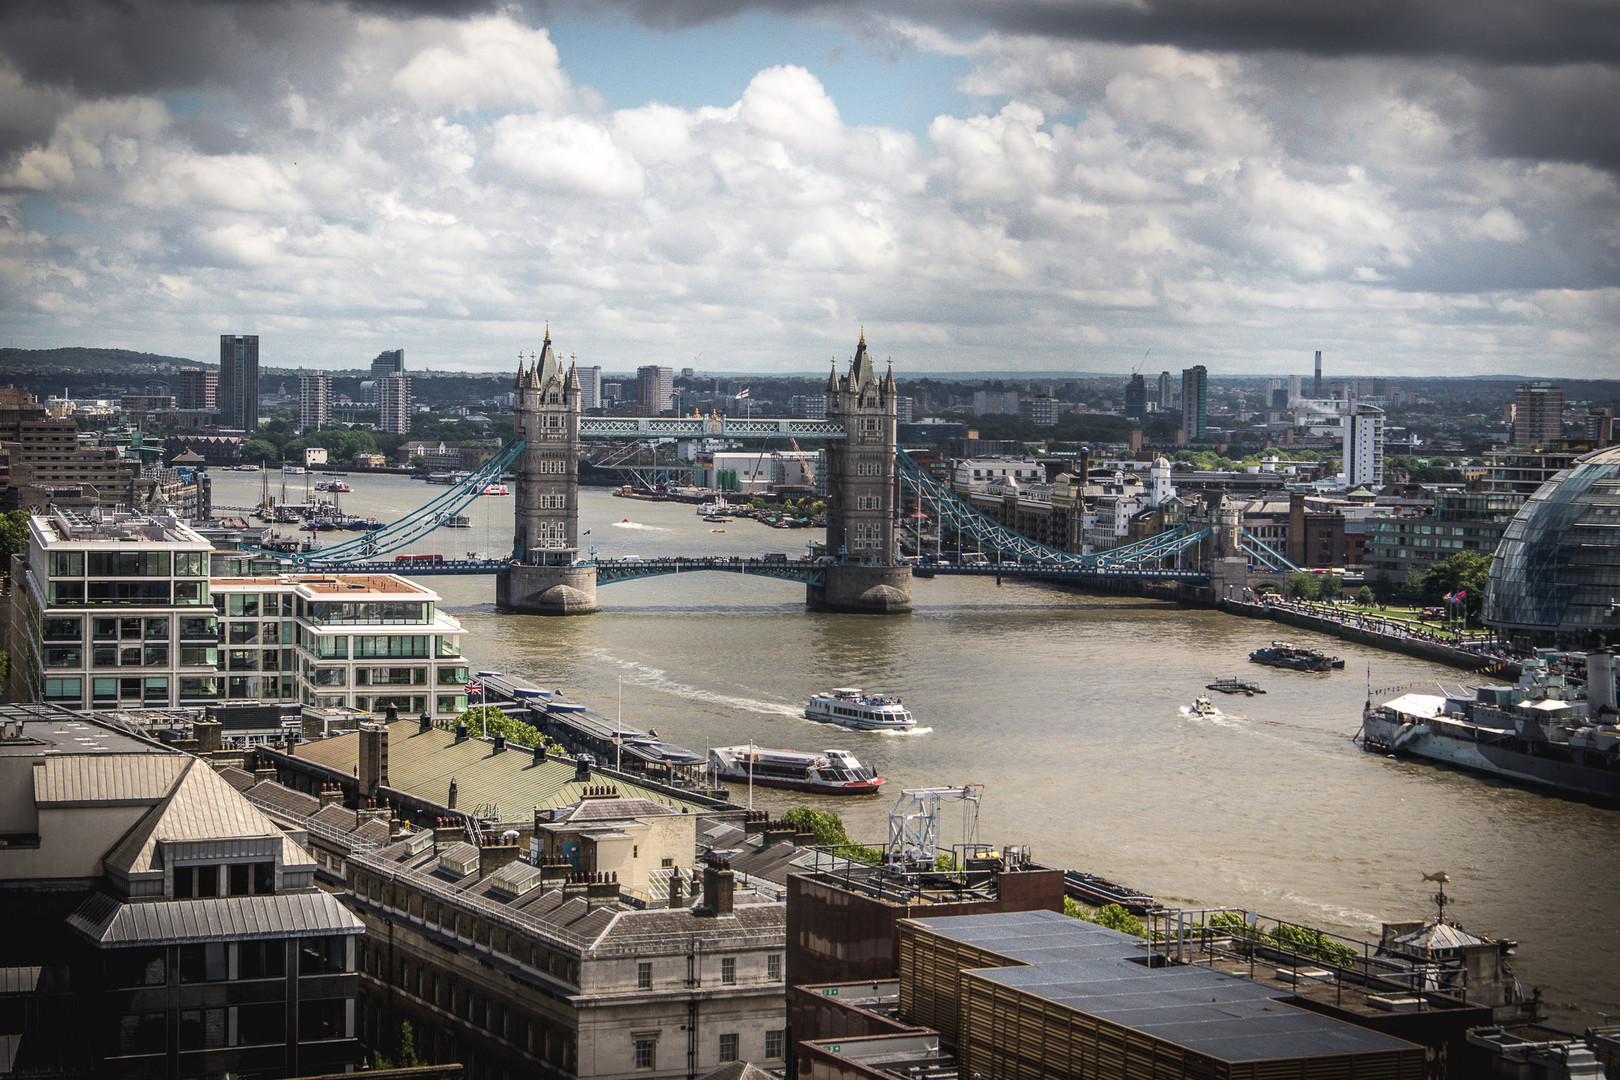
[535,329,560,390]
[826,359,840,395]
[565,361,580,390]
[883,358,896,396]
[849,329,875,390]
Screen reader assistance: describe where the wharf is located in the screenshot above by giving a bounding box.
[1223,600,1522,679]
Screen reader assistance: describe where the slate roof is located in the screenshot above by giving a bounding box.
[217,766,258,792]
[292,720,712,815]
[246,780,321,818]
[553,797,682,824]
[907,910,1419,1063]
[1390,921,1491,951]
[68,890,363,946]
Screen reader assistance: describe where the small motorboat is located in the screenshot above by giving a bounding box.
[1189,696,1217,717]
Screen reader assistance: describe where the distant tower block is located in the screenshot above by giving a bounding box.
[810,330,912,614]
[497,328,597,615]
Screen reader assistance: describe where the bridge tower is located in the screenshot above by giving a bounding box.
[496,328,598,614]
[810,331,912,613]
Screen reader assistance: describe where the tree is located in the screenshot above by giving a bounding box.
[781,806,883,863]
[1424,551,1491,616]
[1355,585,1375,606]
[0,509,29,563]
[1319,572,1343,600]
[240,438,280,464]
[1285,572,1320,601]
[1064,897,1147,938]
[456,704,542,748]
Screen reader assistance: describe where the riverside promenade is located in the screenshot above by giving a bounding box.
[1222,596,1525,678]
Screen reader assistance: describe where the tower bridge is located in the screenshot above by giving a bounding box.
[252,328,1292,613]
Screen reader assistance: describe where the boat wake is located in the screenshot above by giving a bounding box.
[1178,705,1245,728]
[610,519,664,530]
[803,717,933,736]
[586,651,802,717]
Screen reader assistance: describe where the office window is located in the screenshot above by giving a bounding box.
[179,942,227,983]
[766,1029,784,1059]
[767,953,781,981]
[238,939,285,979]
[720,956,735,984]
[179,1007,227,1050]
[718,1033,738,1062]
[633,1036,656,1070]
[637,962,652,989]
[117,1013,166,1055]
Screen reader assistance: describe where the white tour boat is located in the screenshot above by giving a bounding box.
[708,746,883,795]
[804,688,916,731]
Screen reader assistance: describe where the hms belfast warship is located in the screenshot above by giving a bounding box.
[1361,652,1620,801]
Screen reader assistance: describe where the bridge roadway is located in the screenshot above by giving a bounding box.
[287,555,1208,585]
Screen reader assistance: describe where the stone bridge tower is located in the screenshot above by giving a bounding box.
[497,328,597,614]
[811,331,912,613]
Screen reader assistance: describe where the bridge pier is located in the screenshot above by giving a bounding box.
[808,563,912,614]
[497,563,598,615]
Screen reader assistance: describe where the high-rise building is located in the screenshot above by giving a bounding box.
[370,349,404,380]
[175,366,218,411]
[577,365,603,411]
[1180,365,1208,440]
[1513,382,1564,447]
[1287,374,1301,406]
[218,334,259,432]
[1157,371,1175,410]
[298,372,331,433]
[1124,374,1147,421]
[1343,402,1386,488]
[378,375,412,435]
[636,365,674,415]
[1314,350,1324,400]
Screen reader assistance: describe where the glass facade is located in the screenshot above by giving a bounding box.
[1485,446,1620,645]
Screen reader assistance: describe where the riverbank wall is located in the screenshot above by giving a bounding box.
[1220,600,1521,678]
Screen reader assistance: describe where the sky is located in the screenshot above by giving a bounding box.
[0,0,1617,378]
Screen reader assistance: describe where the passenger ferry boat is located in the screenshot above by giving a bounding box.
[805,688,915,731]
[315,479,351,492]
[708,746,883,795]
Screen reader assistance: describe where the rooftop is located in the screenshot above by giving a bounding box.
[0,704,170,758]
[31,509,208,547]
[286,719,725,819]
[908,909,1421,1063]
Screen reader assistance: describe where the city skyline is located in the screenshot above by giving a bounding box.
[1,1,1616,377]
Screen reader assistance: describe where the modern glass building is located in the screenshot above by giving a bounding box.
[1484,446,1620,647]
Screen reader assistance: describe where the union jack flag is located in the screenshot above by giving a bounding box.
[465,681,482,699]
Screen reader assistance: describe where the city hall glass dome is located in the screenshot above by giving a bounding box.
[1484,445,1620,646]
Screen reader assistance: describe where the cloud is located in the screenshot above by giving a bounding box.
[0,1,1614,376]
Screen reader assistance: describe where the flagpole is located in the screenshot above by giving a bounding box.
[617,677,622,773]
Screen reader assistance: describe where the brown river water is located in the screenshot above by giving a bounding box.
[217,470,1620,1027]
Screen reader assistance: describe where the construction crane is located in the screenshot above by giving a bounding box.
[886,784,983,868]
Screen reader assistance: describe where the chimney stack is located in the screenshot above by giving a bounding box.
[455,722,469,741]
[574,755,592,783]
[667,867,685,909]
[540,855,570,890]
[318,783,343,808]
[478,837,523,878]
[493,731,506,753]
[358,721,389,800]
[1314,350,1323,400]
[447,777,458,810]
[532,742,546,765]
[701,855,734,917]
[193,719,222,755]
[385,703,399,724]
[419,711,432,733]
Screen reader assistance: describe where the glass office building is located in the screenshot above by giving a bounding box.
[1484,446,1620,647]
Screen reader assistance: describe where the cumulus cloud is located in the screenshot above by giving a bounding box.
[0,0,1614,375]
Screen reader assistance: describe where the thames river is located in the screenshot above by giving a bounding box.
[218,469,1619,1026]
